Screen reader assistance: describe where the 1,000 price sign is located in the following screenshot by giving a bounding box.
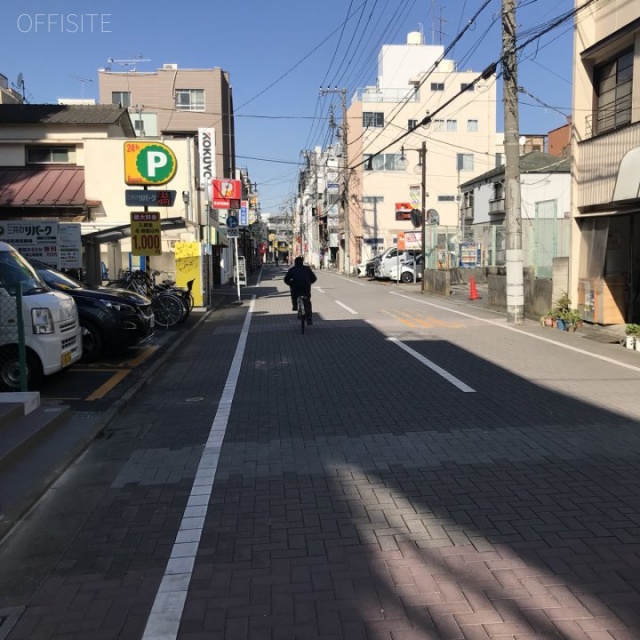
[131,212,162,256]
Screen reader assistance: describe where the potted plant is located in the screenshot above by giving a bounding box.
[625,323,640,350]
[551,293,571,331]
[563,309,582,332]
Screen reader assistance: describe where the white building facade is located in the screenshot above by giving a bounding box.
[346,32,501,272]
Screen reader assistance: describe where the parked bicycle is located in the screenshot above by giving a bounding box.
[109,270,189,329]
[153,271,195,313]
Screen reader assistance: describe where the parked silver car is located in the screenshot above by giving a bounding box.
[386,256,424,283]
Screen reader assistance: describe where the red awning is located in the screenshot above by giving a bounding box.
[0,166,95,208]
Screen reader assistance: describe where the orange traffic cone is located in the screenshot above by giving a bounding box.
[469,277,481,300]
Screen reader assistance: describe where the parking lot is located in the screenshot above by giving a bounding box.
[37,308,207,413]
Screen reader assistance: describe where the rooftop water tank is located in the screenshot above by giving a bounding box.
[407,31,423,45]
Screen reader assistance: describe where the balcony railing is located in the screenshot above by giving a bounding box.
[353,87,419,103]
[461,205,474,221]
[585,96,632,138]
[576,121,640,209]
[489,198,505,215]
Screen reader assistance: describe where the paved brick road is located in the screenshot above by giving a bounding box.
[0,266,639,640]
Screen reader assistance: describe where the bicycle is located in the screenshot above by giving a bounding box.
[296,294,310,334]
[110,269,188,328]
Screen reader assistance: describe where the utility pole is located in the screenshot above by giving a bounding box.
[420,141,427,294]
[502,0,524,323]
[321,87,350,275]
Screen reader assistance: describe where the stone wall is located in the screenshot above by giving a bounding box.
[487,267,553,320]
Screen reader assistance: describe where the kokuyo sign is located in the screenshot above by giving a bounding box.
[198,128,215,200]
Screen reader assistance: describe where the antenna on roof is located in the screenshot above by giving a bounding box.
[13,72,25,102]
[72,76,93,99]
[107,54,151,72]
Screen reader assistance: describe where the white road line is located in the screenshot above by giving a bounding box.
[390,291,640,375]
[336,301,358,315]
[142,297,255,640]
[321,271,367,286]
[389,337,476,392]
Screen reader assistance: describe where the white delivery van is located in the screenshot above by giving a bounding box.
[0,242,82,390]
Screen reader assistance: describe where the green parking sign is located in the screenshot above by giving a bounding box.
[124,141,177,185]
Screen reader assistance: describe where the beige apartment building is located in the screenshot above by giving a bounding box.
[346,31,501,271]
[571,0,640,325]
[98,64,235,182]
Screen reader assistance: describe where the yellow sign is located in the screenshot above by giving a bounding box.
[124,141,177,186]
[130,212,161,256]
[175,241,203,306]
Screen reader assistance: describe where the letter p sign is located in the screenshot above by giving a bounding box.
[124,141,178,185]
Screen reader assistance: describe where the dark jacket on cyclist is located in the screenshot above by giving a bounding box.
[284,257,317,313]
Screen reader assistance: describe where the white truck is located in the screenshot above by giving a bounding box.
[0,242,82,391]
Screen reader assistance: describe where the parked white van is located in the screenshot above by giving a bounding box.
[0,242,82,390]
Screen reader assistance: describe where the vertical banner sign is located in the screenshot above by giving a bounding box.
[198,128,216,202]
[239,200,249,226]
[130,212,162,256]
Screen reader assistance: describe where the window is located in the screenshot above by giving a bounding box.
[594,49,633,134]
[467,119,478,132]
[492,181,504,201]
[408,119,418,130]
[363,112,384,128]
[495,152,504,167]
[438,195,456,202]
[364,153,406,171]
[26,146,74,164]
[111,91,131,107]
[461,83,475,92]
[456,153,474,171]
[446,120,458,132]
[431,83,444,91]
[175,89,205,111]
[433,119,445,131]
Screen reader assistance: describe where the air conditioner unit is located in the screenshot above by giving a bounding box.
[163,63,178,70]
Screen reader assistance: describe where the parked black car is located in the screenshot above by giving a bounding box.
[28,260,155,363]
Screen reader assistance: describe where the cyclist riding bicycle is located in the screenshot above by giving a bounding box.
[284,256,317,325]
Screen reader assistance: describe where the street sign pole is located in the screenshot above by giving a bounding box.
[234,236,241,303]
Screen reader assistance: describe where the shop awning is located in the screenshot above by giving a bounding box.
[81,217,188,244]
[0,166,98,208]
[613,147,640,202]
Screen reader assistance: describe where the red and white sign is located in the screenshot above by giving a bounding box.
[397,231,422,250]
[212,179,241,209]
[395,202,412,221]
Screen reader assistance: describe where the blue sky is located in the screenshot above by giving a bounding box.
[2,0,575,214]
